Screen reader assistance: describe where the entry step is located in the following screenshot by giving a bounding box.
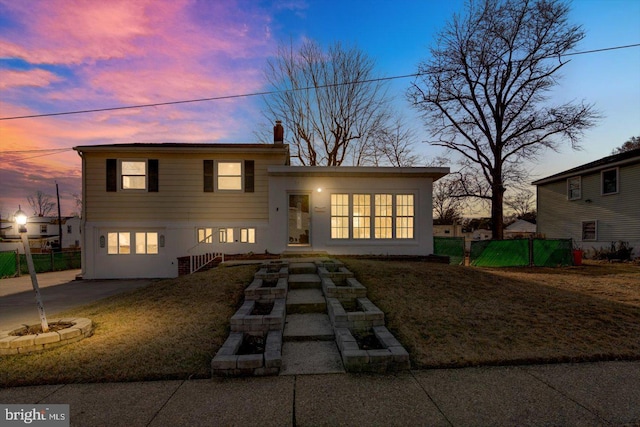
[279,341,345,375]
[284,313,334,341]
[286,289,326,314]
[287,262,317,275]
[288,274,321,290]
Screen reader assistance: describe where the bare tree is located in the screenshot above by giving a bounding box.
[262,40,409,166]
[27,190,56,217]
[612,136,640,154]
[505,188,535,218]
[409,0,599,239]
[433,177,465,225]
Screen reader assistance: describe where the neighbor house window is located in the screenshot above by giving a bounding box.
[374,194,393,239]
[217,162,242,190]
[331,194,350,239]
[601,168,618,195]
[198,228,213,243]
[67,225,72,233]
[396,194,414,239]
[582,220,597,241]
[40,225,47,234]
[240,228,256,243]
[108,232,131,254]
[219,228,234,243]
[135,232,158,254]
[567,176,581,200]
[352,194,371,239]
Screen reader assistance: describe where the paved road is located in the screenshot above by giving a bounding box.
[0,270,154,329]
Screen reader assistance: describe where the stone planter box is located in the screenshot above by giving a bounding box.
[316,261,354,279]
[211,330,282,376]
[244,277,288,302]
[254,261,289,281]
[230,299,286,334]
[321,276,367,302]
[327,297,384,331]
[0,318,93,355]
[335,326,410,373]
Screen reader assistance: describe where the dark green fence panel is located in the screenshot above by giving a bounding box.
[470,239,572,267]
[433,237,465,265]
[471,239,530,267]
[18,251,81,275]
[533,239,573,267]
[0,251,17,278]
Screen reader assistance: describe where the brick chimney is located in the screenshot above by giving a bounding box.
[273,120,284,145]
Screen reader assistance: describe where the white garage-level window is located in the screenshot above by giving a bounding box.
[198,228,213,243]
[240,228,256,243]
[108,232,130,254]
[136,232,158,254]
[219,228,234,243]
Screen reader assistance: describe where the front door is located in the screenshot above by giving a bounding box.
[288,194,310,246]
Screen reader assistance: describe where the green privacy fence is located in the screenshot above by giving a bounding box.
[433,237,465,265]
[0,251,17,278]
[470,239,573,267]
[0,251,81,278]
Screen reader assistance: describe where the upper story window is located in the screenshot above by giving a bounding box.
[121,161,146,189]
[601,168,618,195]
[567,176,581,200]
[107,159,158,192]
[40,224,47,234]
[203,160,254,193]
[217,162,242,190]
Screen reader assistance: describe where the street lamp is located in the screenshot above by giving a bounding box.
[15,206,49,333]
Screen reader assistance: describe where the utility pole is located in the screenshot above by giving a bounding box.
[56,182,62,251]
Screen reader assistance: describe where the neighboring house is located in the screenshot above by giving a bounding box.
[74,126,449,279]
[533,148,640,258]
[504,219,536,239]
[433,223,465,238]
[0,216,82,253]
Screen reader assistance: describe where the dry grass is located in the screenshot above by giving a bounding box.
[341,259,640,369]
[2,260,639,386]
[0,264,255,387]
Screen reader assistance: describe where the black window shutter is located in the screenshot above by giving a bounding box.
[244,160,254,193]
[204,160,214,192]
[148,159,159,192]
[106,159,117,192]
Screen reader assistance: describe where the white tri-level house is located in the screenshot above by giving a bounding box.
[74,123,449,279]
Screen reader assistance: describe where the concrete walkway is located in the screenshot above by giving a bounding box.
[1,361,638,426]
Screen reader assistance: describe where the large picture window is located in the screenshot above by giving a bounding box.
[331,194,350,239]
[135,232,158,254]
[108,231,159,255]
[330,193,415,240]
[108,232,130,254]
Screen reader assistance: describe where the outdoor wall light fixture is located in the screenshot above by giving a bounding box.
[585,199,592,203]
[15,206,50,333]
[317,187,322,192]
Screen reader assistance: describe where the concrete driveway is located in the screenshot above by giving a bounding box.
[0,270,154,329]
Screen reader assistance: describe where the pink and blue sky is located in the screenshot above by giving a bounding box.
[1,0,639,216]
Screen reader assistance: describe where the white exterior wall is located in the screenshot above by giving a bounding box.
[83,219,271,279]
[267,171,439,256]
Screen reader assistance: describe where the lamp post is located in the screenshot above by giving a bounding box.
[15,207,49,333]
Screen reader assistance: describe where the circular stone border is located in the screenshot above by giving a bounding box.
[0,318,93,356]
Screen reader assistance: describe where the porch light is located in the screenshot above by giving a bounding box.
[14,206,49,333]
[317,187,322,193]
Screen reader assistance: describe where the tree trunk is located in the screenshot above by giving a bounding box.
[491,181,505,240]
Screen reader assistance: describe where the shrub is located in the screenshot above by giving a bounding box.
[592,241,634,261]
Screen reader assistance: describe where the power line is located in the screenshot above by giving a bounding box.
[0,43,638,122]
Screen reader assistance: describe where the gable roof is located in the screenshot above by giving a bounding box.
[532,148,640,185]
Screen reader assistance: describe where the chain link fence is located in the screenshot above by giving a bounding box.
[0,250,81,278]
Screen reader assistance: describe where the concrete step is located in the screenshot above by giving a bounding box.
[279,341,345,375]
[286,289,326,314]
[288,273,321,290]
[283,313,334,342]
[288,262,317,275]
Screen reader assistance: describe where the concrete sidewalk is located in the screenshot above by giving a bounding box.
[1,361,638,426]
[0,270,154,328]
